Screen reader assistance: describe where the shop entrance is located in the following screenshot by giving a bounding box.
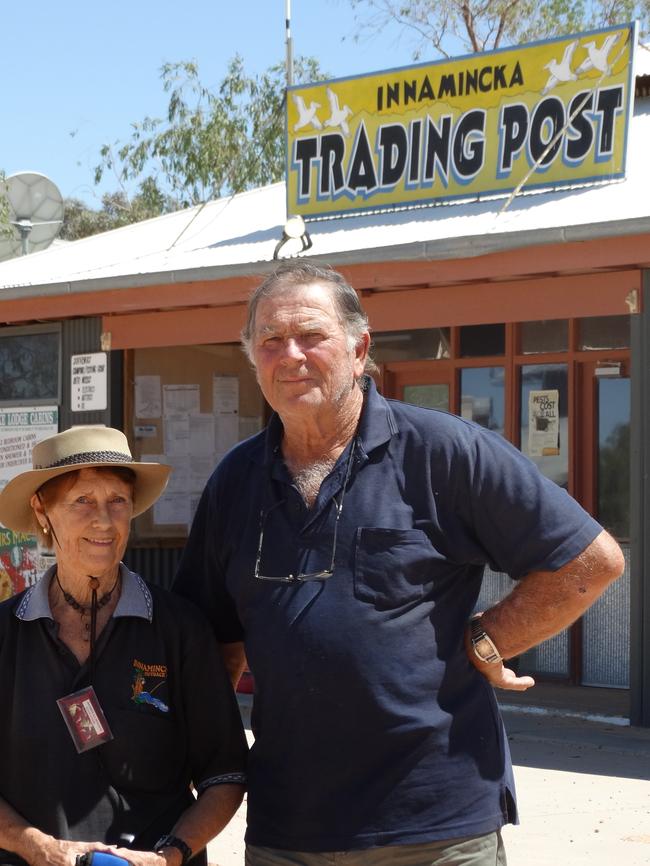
[377,318,631,687]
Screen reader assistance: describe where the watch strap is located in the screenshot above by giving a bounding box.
[155,834,192,865]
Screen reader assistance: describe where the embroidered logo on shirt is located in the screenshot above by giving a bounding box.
[131,659,169,713]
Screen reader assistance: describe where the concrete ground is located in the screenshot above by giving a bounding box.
[207,695,650,866]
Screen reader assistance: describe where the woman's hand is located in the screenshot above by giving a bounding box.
[17,831,121,866]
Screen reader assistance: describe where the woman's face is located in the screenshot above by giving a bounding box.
[32,468,134,582]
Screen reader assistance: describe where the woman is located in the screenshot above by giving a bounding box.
[0,426,247,866]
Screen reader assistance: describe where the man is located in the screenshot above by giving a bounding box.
[174,262,623,866]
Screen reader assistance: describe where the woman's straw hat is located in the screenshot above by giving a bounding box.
[0,426,170,533]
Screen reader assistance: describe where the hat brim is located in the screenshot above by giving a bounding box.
[0,460,171,534]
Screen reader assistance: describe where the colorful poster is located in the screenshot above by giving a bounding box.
[286,23,635,218]
[0,406,58,600]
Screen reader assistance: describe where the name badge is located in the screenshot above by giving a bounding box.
[57,686,114,753]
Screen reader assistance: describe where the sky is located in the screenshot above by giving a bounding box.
[1,0,423,207]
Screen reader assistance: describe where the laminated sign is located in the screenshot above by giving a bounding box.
[286,22,636,218]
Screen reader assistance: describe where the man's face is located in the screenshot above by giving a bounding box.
[251,282,369,420]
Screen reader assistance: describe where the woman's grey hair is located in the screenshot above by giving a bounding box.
[241,262,377,374]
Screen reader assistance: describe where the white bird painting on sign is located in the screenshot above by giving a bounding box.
[292,94,322,132]
[576,34,620,76]
[323,87,353,136]
[542,40,578,94]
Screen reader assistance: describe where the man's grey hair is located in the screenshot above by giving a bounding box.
[241,262,377,373]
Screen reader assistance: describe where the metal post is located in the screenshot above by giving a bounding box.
[285,0,294,87]
[630,270,650,726]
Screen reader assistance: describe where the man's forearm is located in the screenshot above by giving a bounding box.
[465,529,624,691]
[478,529,624,659]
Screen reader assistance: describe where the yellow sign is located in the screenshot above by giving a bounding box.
[286,23,636,219]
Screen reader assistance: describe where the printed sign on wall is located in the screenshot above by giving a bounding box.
[286,23,636,218]
[0,406,59,599]
[71,352,107,412]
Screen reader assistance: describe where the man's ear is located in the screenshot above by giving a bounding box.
[354,332,371,374]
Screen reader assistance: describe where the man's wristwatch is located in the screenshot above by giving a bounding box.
[470,615,503,664]
[154,834,193,865]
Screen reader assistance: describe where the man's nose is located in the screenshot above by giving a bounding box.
[283,337,307,360]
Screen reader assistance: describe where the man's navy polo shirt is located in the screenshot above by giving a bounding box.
[175,379,602,852]
[0,565,247,866]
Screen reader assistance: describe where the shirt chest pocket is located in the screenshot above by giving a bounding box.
[354,527,442,609]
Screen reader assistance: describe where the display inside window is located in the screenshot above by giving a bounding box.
[0,329,60,403]
[520,364,568,488]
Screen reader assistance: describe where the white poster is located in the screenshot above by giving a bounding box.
[71,352,107,412]
[163,384,200,416]
[213,376,239,414]
[134,375,162,418]
[528,390,560,457]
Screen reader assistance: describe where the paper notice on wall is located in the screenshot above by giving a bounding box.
[213,376,239,415]
[0,407,59,490]
[164,414,190,456]
[528,390,560,457]
[163,384,200,417]
[190,414,215,456]
[191,455,214,491]
[153,492,191,526]
[239,416,263,441]
[215,414,240,459]
[135,376,162,419]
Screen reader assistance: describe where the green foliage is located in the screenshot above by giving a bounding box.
[95,55,325,209]
[60,181,177,241]
[347,0,649,59]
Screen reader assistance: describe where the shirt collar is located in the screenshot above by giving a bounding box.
[15,562,153,623]
[257,376,398,468]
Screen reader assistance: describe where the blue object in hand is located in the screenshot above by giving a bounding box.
[76,853,130,866]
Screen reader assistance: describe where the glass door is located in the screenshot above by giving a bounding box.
[382,361,454,412]
[581,368,630,689]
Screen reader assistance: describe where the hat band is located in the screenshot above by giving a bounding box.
[36,450,134,470]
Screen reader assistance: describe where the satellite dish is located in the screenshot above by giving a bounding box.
[0,172,64,262]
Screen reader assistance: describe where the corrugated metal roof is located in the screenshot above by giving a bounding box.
[0,98,648,300]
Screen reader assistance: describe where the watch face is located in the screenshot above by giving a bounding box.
[475,636,497,661]
[472,629,502,663]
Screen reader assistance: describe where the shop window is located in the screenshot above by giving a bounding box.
[403,384,449,411]
[520,320,568,354]
[459,324,505,357]
[578,315,630,350]
[520,364,568,488]
[372,328,451,363]
[460,367,505,435]
[597,377,630,539]
[0,326,60,403]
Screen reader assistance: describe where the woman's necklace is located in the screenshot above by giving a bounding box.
[54,570,120,676]
[55,571,119,623]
